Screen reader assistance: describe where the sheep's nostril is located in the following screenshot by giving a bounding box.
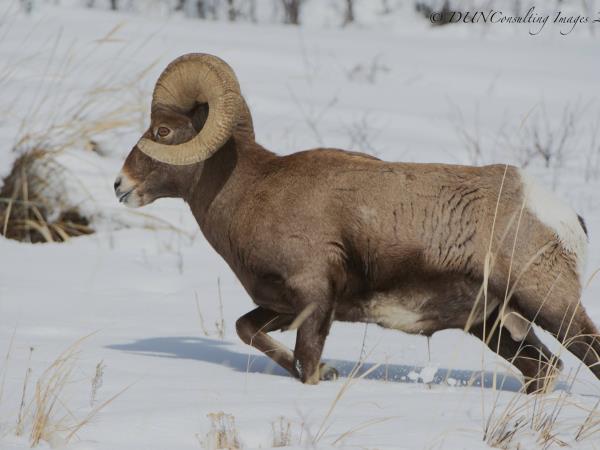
[114,177,122,193]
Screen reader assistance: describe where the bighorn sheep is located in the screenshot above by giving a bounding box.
[115,53,600,392]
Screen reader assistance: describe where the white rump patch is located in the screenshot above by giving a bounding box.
[519,170,587,280]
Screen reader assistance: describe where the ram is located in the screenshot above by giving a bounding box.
[115,53,599,393]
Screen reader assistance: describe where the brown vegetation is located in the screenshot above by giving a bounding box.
[0,148,92,243]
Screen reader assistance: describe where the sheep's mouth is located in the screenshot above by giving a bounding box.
[118,187,136,203]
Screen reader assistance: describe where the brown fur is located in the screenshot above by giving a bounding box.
[116,104,600,393]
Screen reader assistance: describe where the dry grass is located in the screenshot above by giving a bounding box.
[0,17,158,243]
[194,277,227,340]
[11,335,128,447]
[90,360,106,407]
[5,19,155,156]
[216,277,226,340]
[483,330,600,450]
[344,113,383,157]
[345,55,390,84]
[484,297,600,446]
[455,167,600,449]
[202,412,242,450]
[0,326,17,408]
[575,398,600,441]
[28,341,80,446]
[271,416,292,447]
[313,355,383,445]
[484,381,600,449]
[15,347,34,437]
[450,100,600,187]
[0,148,93,243]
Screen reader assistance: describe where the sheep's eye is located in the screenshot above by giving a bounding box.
[157,126,171,138]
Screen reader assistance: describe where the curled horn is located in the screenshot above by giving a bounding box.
[136,53,242,165]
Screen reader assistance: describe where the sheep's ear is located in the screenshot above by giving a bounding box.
[191,103,209,132]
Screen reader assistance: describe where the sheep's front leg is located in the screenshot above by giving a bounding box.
[293,304,338,384]
[236,307,296,375]
[235,306,338,383]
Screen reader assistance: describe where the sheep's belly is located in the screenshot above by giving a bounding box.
[365,293,425,334]
[360,290,499,335]
[368,303,424,333]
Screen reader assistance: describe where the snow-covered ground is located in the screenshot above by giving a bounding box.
[1,2,600,449]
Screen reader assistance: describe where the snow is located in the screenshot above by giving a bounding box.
[1,2,600,449]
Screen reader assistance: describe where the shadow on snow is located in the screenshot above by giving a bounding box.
[104,335,558,393]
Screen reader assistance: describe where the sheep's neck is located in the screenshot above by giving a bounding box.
[183,136,275,259]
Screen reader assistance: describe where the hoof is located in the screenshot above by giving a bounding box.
[319,363,339,381]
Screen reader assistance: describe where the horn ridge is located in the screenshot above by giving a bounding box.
[137,53,243,166]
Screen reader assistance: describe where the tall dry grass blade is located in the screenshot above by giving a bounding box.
[575,399,600,441]
[244,315,284,387]
[65,382,132,442]
[0,325,17,407]
[584,267,600,290]
[313,354,382,444]
[216,277,226,339]
[2,193,16,236]
[194,291,210,337]
[286,303,318,331]
[94,22,126,43]
[21,219,54,243]
[331,416,393,446]
[16,347,34,436]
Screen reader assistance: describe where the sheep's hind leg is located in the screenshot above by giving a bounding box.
[235,307,337,382]
[469,307,562,394]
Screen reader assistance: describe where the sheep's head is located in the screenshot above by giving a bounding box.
[115,53,243,208]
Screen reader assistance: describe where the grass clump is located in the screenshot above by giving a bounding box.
[0,147,92,243]
[203,412,242,450]
[271,416,292,447]
[12,335,127,447]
